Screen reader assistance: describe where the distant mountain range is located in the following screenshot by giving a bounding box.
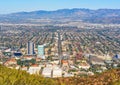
[0,8,120,24]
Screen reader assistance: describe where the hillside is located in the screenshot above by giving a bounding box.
[0,8,120,24]
[0,64,120,85]
[55,69,120,85]
[0,65,56,85]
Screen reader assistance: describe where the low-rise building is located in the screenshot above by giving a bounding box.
[78,61,90,70]
[28,65,41,74]
[42,67,52,78]
[4,58,17,66]
[21,66,28,71]
[52,67,62,78]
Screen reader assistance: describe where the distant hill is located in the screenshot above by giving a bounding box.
[0,8,120,24]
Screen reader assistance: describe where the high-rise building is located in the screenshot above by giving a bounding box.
[37,45,45,59]
[0,26,1,31]
[27,41,35,55]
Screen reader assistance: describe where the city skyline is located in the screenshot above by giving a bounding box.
[0,0,120,14]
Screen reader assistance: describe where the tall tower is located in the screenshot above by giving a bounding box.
[37,45,45,59]
[27,41,35,55]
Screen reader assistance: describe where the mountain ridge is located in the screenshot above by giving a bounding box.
[0,8,120,24]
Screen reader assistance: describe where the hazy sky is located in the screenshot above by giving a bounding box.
[0,0,120,14]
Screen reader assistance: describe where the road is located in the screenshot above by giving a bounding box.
[57,31,62,66]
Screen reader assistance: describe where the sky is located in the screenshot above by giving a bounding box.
[0,0,120,14]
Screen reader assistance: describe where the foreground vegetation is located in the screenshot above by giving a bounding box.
[0,64,120,85]
[0,65,56,85]
[55,69,120,85]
